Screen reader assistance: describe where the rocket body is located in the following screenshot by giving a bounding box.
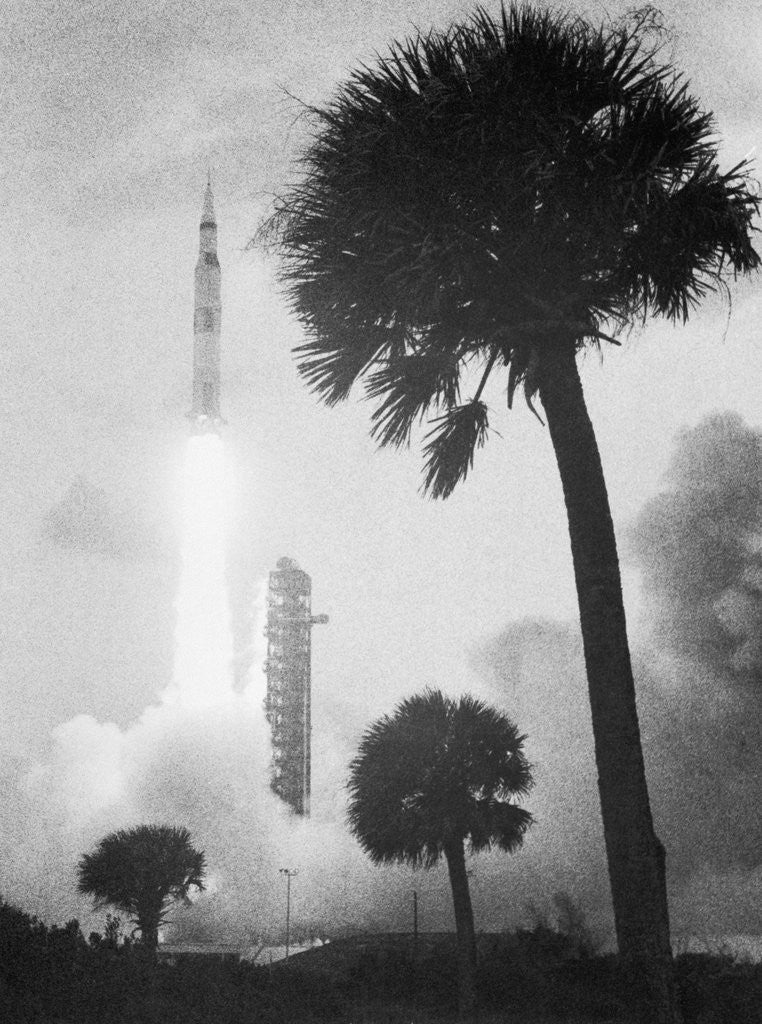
[190,183,223,432]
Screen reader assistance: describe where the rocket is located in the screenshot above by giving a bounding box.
[189,180,223,432]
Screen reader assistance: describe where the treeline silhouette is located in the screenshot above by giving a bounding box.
[2,898,760,1023]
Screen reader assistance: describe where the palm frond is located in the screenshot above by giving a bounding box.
[347,688,533,869]
[616,157,760,321]
[421,400,490,499]
[260,1,759,496]
[294,332,392,406]
[366,349,463,447]
[469,802,534,855]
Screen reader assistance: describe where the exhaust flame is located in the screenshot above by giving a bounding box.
[166,433,235,709]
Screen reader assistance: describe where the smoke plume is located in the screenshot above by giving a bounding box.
[44,476,163,562]
[3,414,760,949]
[625,413,762,925]
[627,412,762,683]
[474,413,762,939]
[2,436,461,944]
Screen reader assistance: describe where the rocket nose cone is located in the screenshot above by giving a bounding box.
[202,183,216,225]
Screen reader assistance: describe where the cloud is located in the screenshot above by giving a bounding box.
[8,413,761,945]
[43,476,164,561]
[468,414,762,936]
[626,412,762,684]
[621,414,762,907]
[4,693,456,943]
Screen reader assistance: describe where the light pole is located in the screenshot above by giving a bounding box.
[279,868,298,961]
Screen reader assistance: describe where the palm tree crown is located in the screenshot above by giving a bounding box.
[270,3,758,497]
[77,825,205,945]
[267,8,758,1017]
[347,689,533,867]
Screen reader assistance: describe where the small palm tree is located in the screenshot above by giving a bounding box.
[265,6,759,1020]
[77,825,206,953]
[348,689,533,1017]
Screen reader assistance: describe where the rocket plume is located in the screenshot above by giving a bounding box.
[0,181,460,946]
[7,179,692,949]
[165,182,234,709]
[165,433,235,709]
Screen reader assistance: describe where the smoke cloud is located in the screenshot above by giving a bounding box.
[3,414,760,949]
[2,437,465,945]
[0,613,446,943]
[625,413,762,916]
[44,476,164,561]
[0,607,597,946]
[627,412,762,683]
[473,413,762,938]
[470,619,612,931]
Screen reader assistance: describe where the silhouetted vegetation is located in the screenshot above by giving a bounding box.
[262,4,760,1019]
[3,897,761,1023]
[77,824,206,951]
[347,690,533,1016]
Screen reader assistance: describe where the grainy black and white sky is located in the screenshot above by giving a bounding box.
[1,0,760,944]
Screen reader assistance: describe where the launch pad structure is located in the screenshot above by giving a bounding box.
[265,558,328,816]
[185,187,327,816]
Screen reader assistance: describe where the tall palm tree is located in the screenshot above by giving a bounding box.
[348,689,533,1018]
[265,6,758,1020]
[77,825,206,953]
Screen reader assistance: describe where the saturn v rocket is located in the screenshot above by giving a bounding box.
[189,181,223,432]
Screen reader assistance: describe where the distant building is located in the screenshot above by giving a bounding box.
[264,558,328,815]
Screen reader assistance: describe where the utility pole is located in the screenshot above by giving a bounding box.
[279,868,298,961]
[413,889,419,962]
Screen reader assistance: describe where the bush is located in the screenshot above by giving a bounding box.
[476,929,632,1020]
[677,953,762,1024]
[3,897,762,1024]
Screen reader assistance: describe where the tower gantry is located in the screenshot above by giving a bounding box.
[264,558,328,815]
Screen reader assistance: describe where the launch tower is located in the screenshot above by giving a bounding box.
[264,558,328,816]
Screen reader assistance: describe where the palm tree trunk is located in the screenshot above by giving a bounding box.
[136,909,160,962]
[444,838,478,1020]
[538,345,681,1024]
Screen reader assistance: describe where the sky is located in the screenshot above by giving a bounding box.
[1,0,760,947]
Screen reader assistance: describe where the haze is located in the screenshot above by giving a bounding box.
[1,0,760,946]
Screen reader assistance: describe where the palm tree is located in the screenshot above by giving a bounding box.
[77,825,205,953]
[348,689,533,1018]
[265,6,758,1020]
